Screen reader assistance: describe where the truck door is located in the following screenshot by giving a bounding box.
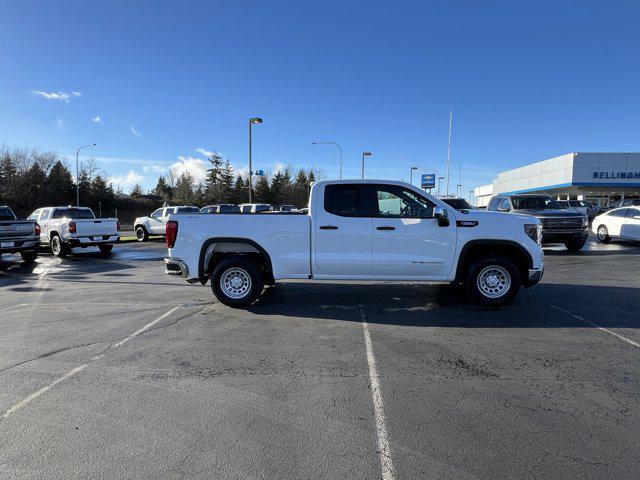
[148,208,166,234]
[38,208,52,243]
[364,184,456,279]
[313,183,373,276]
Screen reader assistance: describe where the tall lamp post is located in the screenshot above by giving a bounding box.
[248,117,263,203]
[312,141,343,179]
[76,143,96,207]
[361,152,372,179]
[410,166,418,185]
[457,184,462,198]
[437,176,444,197]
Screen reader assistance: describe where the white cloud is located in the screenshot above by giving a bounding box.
[54,118,65,129]
[108,170,145,188]
[273,161,286,173]
[171,156,208,184]
[195,147,215,158]
[142,165,166,174]
[130,125,141,137]
[32,90,81,102]
[91,115,102,123]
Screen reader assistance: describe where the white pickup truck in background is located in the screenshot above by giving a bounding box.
[134,206,199,241]
[165,180,544,307]
[0,205,40,263]
[28,206,120,257]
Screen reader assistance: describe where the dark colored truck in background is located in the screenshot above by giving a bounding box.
[488,194,589,251]
[0,206,40,263]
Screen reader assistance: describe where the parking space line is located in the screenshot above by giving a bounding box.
[1,305,182,419]
[551,305,640,349]
[0,304,29,313]
[359,307,396,480]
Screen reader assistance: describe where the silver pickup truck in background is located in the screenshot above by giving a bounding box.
[28,206,120,257]
[0,205,39,263]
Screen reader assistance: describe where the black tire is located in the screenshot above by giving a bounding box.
[464,254,521,307]
[136,226,148,242]
[20,250,38,264]
[596,225,610,243]
[565,238,587,251]
[98,244,113,255]
[50,235,69,257]
[211,257,264,307]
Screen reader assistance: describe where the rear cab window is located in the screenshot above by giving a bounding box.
[176,207,199,214]
[324,184,363,217]
[0,207,17,220]
[52,208,95,219]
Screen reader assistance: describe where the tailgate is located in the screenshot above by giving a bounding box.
[75,219,118,237]
[0,221,35,240]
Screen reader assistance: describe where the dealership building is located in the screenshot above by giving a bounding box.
[474,152,640,207]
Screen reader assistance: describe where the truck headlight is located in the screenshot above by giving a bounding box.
[524,223,541,245]
[582,216,589,229]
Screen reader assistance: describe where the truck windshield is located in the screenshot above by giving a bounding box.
[442,198,472,210]
[0,207,16,220]
[511,196,561,210]
[52,208,95,219]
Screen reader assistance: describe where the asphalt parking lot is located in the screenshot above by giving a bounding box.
[1,238,639,479]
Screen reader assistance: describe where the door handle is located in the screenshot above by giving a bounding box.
[319,225,339,230]
[376,226,396,231]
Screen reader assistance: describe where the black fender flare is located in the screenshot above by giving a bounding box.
[453,239,534,283]
[198,237,274,284]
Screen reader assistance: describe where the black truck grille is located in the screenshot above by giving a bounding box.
[541,217,583,230]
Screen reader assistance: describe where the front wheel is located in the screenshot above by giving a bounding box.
[596,225,610,243]
[136,226,149,242]
[98,244,113,255]
[211,257,264,307]
[565,238,587,251]
[465,255,520,307]
[20,250,38,264]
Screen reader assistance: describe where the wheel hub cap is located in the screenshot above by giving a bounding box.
[220,268,252,299]
[477,265,511,299]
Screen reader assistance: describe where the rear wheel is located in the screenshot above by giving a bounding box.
[20,250,38,264]
[465,255,520,306]
[51,235,69,257]
[565,238,587,251]
[136,226,148,242]
[596,225,610,243]
[211,257,264,307]
[98,244,113,255]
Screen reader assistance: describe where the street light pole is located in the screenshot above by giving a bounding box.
[248,117,263,203]
[75,143,96,207]
[312,141,343,179]
[410,166,418,185]
[361,152,372,179]
[437,176,444,197]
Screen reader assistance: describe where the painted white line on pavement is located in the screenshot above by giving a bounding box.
[551,305,640,349]
[359,308,395,480]
[0,304,29,314]
[2,305,182,419]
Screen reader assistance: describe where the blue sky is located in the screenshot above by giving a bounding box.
[1,0,639,197]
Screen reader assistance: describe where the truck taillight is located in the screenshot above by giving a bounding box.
[117,221,121,231]
[69,221,77,234]
[166,220,178,249]
[35,223,41,236]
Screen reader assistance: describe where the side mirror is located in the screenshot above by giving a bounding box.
[498,206,510,213]
[433,206,450,227]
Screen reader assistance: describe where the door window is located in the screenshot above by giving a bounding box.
[364,185,434,218]
[487,198,501,211]
[626,208,640,218]
[609,209,629,218]
[39,209,51,220]
[151,209,163,218]
[324,184,363,217]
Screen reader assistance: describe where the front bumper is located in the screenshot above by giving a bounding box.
[525,266,544,287]
[541,229,588,245]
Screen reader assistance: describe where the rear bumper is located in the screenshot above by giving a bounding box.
[0,239,39,254]
[67,235,119,247]
[541,229,588,245]
[525,266,544,287]
[164,257,192,278]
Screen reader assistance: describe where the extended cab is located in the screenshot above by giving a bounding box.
[29,206,120,257]
[488,194,589,251]
[0,206,39,263]
[134,206,199,241]
[165,180,544,307]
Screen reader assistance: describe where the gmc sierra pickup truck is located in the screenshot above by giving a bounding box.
[0,206,39,263]
[165,180,544,307]
[28,206,120,257]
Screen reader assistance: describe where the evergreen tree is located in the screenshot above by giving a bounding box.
[0,151,18,202]
[153,175,172,202]
[253,174,272,203]
[91,174,115,210]
[77,169,92,206]
[204,152,225,203]
[231,175,245,204]
[20,163,47,211]
[130,184,144,198]
[293,169,308,208]
[46,161,75,205]
[174,172,195,204]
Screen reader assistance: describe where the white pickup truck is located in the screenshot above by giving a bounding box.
[133,206,199,241]
[165,180,544,307]
[28,206,120,257]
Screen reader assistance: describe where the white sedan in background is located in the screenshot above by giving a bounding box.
[592,206,640,243]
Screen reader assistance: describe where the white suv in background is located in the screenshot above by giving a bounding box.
[134,206,199,241]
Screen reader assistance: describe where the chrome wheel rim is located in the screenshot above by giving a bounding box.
[136,228,144,240]
[477,265,511,299]
[52,238,61,255]
[220,267,252,299]
[597,226,607,240]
